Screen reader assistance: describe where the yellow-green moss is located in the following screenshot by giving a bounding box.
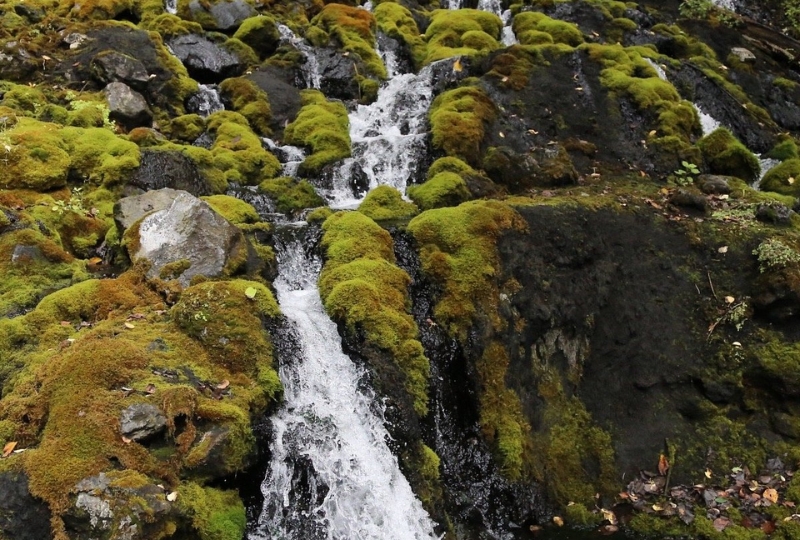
[407,172,471,210]
[513,11,584,46]
[319,211,430,415]
[176,483,246,540]
[358,186,419,221]
[760,159,800,196]
[219,77,272,136]
[232,15,280,60]
[424,9,503,64]
[201,195,260,225]
[429,85,496,165]
[259,177,324,214]
[768,137,799,161]
[283,90,351,175]
[374,2,426,68]
[307,206,333,223]
[206,111,281,185]
[698,127,760,183]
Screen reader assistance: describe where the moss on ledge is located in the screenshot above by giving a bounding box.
[698,127,760,183]
[358,186,419,221]
[429,85,496,166]
[423,9,503,64]
[283,90,351,175]
[319,211,430,416]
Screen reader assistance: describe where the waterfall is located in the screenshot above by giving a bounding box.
[188,84,224,117]
[278,24,322,89]
[249,226,439,540]
[164,0,176,14]
[263,138,307,178]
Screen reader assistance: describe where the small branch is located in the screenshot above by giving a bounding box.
[707,271,718,300]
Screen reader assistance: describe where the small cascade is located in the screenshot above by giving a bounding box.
[476,0,517,45]
[164,0,176,14]
[278,24,322,89]
[187,84,225,117]
[249,226,440,540]
[263,138,307,178]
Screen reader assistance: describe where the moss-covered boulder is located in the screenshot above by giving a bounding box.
[698,127,761,183]
[760,158,800,196]
[283,90,351,175]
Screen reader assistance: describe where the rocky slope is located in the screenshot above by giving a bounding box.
[3,0,800,538]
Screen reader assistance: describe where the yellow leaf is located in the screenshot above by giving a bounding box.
[725,296,735,304]
[705,468,713,479]
[601,508,618,525]
[2,441,17,457]
[658,454,669,476]
[124,322,135,329]
[167,491,179,502]
[453,58,463,72]
[553,516,564,526]
[764,488,779,504]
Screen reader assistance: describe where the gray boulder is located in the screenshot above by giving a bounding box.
[104,82,152,129]
[119,403,167,442]
[114,188,183,231]
[187,0,255,30]
[91,51,150,91]
[127,150,214,196]
[167,34,245,82]
[130,190,245,286]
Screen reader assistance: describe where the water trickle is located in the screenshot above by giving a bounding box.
[278,24,322,89]
[164,0,176,14]
[249,226,439,540]
[263,138,307,178]
[187,84,225,117]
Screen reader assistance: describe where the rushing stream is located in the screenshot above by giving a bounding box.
[249,226,439,540]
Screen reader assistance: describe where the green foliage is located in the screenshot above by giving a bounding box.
[679,0,713,19]
[177,483,246,540]
[424,9,503,64]
[429,85,496,164]
[284,90,351,174]
[673,160,700,186]
[753,238,800,273]
[760,159,800,196]
[698,127,760,183]
[513,11,584,46]
[259,177,324,214]
[407,172,471,210]
[358,186,418,221]
[320,211,430,415]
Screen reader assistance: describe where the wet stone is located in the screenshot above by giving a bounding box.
[167,34,245,83]
[756,202,792,225]
[104,82,152,129]
[119,403,167,442]
[91,51,150,91]
[698,175,732,195]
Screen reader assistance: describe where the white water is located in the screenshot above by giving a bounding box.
[263,138,307,177]
[250,230,439,540]
[278,24,322,89]
[164,0,176,14]
[192,84,224,117]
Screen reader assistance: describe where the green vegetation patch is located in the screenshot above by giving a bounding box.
[513,11,584,46]
[374,2,426,68]
[424,9,503,64]
[760,159,800,196]
[219,77,272,137]
[319,211,430,415]
[259,177,324,215]
[698,127,760,183]
[201,195,260,225]
[283,90,351,175]
[206,111,281,186]
[177,482,247,540]
[408,172,470,210]
[358,185,419,221]
[429,85,496,165]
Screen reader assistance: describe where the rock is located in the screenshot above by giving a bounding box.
[119,403,167,442]
[317,48,361,101]
[185,427,232,476]
[166,34,245,83]
[731,47,756,63]
[697,174,732,194]
[91,51,150,91]
[11,245,45,265]
[187,0,256,31]
[248,66,302,133]
[115,188,183,231]
[127,150,214,196]
[131,191,246,286]
[483,145,578,191]
[669,189,708,211]
[104,82,152,129]
[0,472,52,540]
[13,3,44,23]
[755,202,792,225]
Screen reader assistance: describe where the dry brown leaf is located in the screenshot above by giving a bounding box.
[601,509,617,525]
[2,441,17,457]
[121,436,132,444]
[145,384,156,395]
[725,296,735,304]
[718,246,728,254]
[553,516,564,526]
[89,257,103,265]
[658,454,670,476]
[764,488,779,504]
[713,517,730,532]
[216,380,230,390]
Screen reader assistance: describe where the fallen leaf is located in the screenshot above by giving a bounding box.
[501,76,509,82]
[453,58,463,72]
[652,504,664,512]
[553,516,564,526]
[498,131,505,138]
[167,491,178,502]
[718,246,728,254]
[648,130,657,137]
[60,321,71,327]
[145,384,156,394]
[601,508,617,525]
[658,454,670,476]
[764,488,779,504]
[762,521,776,534]
[725,296,735,304]
[245,287,258,299]
[713,517,731,532]
[216,380,230,390]
[2,441,17,457]
[706,469,713,479]
[89,257,103,265]
[124,322,135,329]
[121,436,132,444]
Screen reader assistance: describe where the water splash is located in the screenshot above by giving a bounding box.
[188,84,224,117]
[250,227,440,540]
[278,24,322,89]
[164,0,176,14]
[263,138,307,178]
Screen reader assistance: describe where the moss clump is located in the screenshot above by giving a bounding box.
[283,90,351,175]
[206,111,281,185]
[358,186,419,221]
[407,200,527,339]
[407,172,471,210]
[513,11,584,46]
[424,9,503,64]
[218,77,271,137]
[698,127,761,183]
[768,137,800,161]
[201,195,260,225]
[166,114,206,143]
[307,206,333,223]
[320,211,430,415]
[761,159,800,196]
[177,483,246,540]
[232,15,280,60]
[259,177,324,214]
[429,85,496,165]
[309,3,386,80]
[374,2,426,68]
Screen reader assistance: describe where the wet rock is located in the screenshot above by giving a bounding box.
[317,49,361,101]
[697,174,732,194]
[127,150,214,196]
[11,245,45,265]
[186,426,232,476]
[0,471,52,540]
[131,190,246,286]
[731,47,757,63]
[756,202,793,225]
[13,3,44,23]
[91,51,150,91]
[167,34,245,83]
[104,82,152,129]
[119,403,167,442]
[377,32,414,75]
[669,190,708,211]
[186,0,255,31]
[248,66,302,134]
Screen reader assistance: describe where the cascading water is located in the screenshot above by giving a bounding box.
[249,226,439,540]
[263,138,307,178]
[164,0,176,14]
[187,84,225,117]
[278,24,322,89]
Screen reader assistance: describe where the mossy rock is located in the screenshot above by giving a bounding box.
[201,195,260,225]
[698,127,760,183]
[218,77,272,136]
[283,90,351,175]
[374,2,426,68]
[513,11,584,46]
[176,483,246,540]
[357,186,418,221]
[768,137,800,161]
[423,9,503,64]
[258,177,324,214]
[407,172,471,210]
[207,111,281,185]
[429,85,496,165]
[760,159,800,196]
[232,15,281,59]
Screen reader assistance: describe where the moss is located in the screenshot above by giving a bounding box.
[565,503,603,526]
[513,11,584,46]
[218,77,272,137]
[206,112,281,185]
[403,442,443,512]
[407,200,527,340]
[259,177,324,214]
[357,186,419,221]
[176,483,246,540]
[320,211,430,415]
[166,114,206,143]
[201,195,260,225]
[768,138,800,161]
[309,3,386,80]
[761,159,800,196]
[232,15,280,60]
[221,37,258,68]
[407,172,471,210]
[374,2,426,68]
[141,13,204,36]
[429,85,496,165]
[283,90,351,175]
[698,127,760,183]
[307,206,333,223]
[424,9,503,64]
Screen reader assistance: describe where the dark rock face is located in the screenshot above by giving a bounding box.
[316,48,362,101]
[128,150,214,196]
[248,66,303,135]
[104,82,153,129]
[167,34,246,83]
[119,403,168,442]
[91,51,150,91]
[187,0,256,30]
[0,472,52,540]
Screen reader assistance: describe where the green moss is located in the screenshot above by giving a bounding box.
[176,483,246,540]
[222,38,258,68]
[565,503,603,526]
[232,15,280,59]
[374,2,426,68]
[407,200,527,339]
[258,177,324,214]
[429,85,496,164]
[218,77,272,137]
[358,186,418,221]
[166,114,206,143]
[307,206,333,223]
[513,11,584,46]
[320,211,430,415]
[283,90,351,175]
[407,172,471,210]
[698,127,760,182]
[141,13,204,36]
[201,195,260,225]
[768,138,800,161]
[761,159,800,196]
[206,112,281,185]
[424,9,503,64]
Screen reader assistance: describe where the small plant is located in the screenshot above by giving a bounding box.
[679,0,713,19]
[673,161,700,186]
[51,187,86,215]
[752,237,800,273]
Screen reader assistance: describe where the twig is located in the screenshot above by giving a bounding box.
[707,271,717,300]
[664,439,675,495]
